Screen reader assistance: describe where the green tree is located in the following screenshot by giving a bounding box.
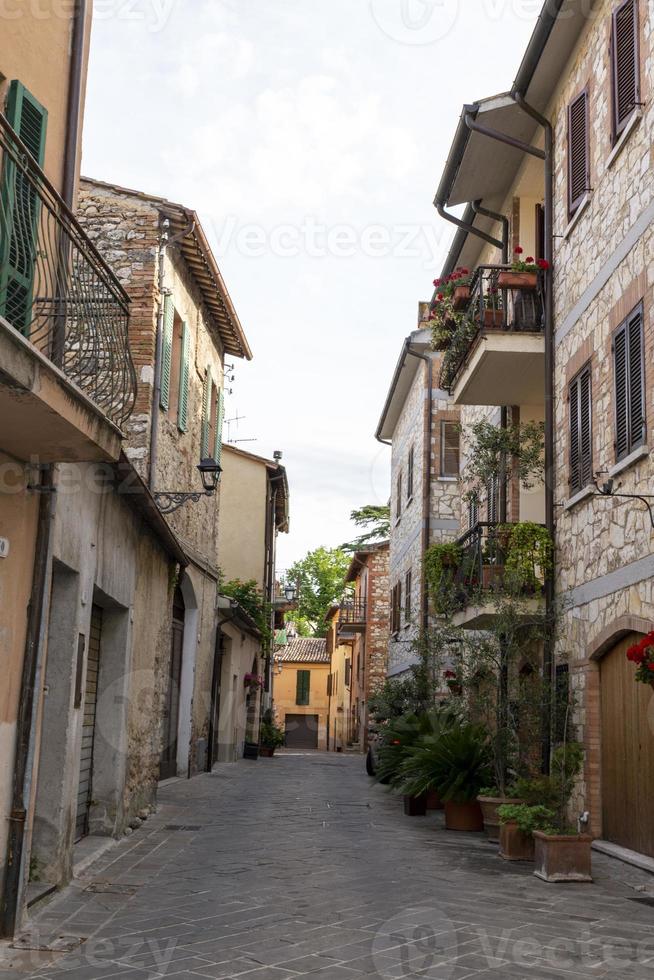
[287,546,352,637]
[342,504,391,551]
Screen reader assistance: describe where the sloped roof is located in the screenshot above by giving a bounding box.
[275,637,329,663]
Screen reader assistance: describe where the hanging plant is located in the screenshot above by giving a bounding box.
[502,522,553,594]
[424,542,463,614]
[626,632,654,686]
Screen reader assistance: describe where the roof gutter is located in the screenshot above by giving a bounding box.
[511,0,568,99]
[375,336,412,445]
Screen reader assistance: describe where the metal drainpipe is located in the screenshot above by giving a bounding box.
[460,93,555,770]
[407,347,433,633]
[148,218,195,490]
[435,200,504,252]
[62,0,87,209]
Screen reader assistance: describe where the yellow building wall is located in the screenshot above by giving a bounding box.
[0,4,92,196]
[273,662,330,751]
[217,448,267,588]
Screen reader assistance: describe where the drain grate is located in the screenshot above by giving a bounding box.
[85,881,137,895]
[163,824,203,831]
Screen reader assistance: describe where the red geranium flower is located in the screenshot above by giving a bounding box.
[649,663,654,672]
[514,246,523,254]
[526,256,534,264]
[443,670,457,679]
[536,258,550,270]
[437,293,444,301]
[433,278,441,287]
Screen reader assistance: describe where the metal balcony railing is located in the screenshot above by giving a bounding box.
[451,521,547,607]
[338,599,367,627]
[441,264,545,392]
[0,113,136,427]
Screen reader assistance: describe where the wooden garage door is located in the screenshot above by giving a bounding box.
[75,605,103,842]
[601,633,654,858]
[285,714,319,750]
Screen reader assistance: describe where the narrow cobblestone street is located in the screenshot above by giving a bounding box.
[3,754,654,980]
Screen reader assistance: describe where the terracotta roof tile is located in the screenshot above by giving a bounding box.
[275,637,329,663]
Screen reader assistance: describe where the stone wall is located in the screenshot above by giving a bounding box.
[367,545,390,696]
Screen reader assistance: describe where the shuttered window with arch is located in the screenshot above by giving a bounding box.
[613,304,645,462]
[611,0,640,141]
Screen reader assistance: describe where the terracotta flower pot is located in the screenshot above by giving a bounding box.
[499,821,535,861]
[404,794,428,817]
[483,308,504,329]
[478,796,523,842]
[452,285,471,310]
[426,789,444,811]
[259,746,275,758]
[497,271,538,291]
[482,565,505,591]
[533,832,593,883]
[444,800,484,832]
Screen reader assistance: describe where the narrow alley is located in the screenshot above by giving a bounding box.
[4,755,653,980]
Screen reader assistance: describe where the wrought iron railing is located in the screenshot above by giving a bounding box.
[0,112,135,427]
[338,599,367,626]
[452,521,547,606]
[442,264,545,392]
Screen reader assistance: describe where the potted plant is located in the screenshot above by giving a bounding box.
[502,522,553,595]
[375,712,435,815]
[482,287,504,328]
[626,631,654,688]
[477,787,524,842]
[259,710,285,757]
[383,709,459,817]
[497,804,554,861]
[497,248,549,291]
[520,743,593,883]
[424,542,464,616]
[399,724,491,832]
[433,267,472,311]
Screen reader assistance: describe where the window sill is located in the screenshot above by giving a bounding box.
[437,476,458,483]
[563,194,591,240]
[607,111,642,171]
[563,485,596,512]
[609,444,649,479]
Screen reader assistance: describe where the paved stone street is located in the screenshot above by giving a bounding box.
[2,754,654,980]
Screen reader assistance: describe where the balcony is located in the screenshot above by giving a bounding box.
[440,265,545,407]
[448,522,547,630]
[338,599,367,635]
[0,113,135,462]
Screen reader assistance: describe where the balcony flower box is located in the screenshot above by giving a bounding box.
[483,308,504,328]
[452,284,471,310]
[533,832,593,883]
[497,271,538,291]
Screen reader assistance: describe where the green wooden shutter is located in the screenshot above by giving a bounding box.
[177,320,190,431]
[296,670,310,706]
[159,294,174,411]
[214,387,225,465]
[200,367,212,457]
[0,80,48,334]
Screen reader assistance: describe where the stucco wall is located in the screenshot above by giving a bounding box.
[274,662,330,751]
[217,449,267,588]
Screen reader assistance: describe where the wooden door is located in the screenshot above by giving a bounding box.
[160,589,184,780]
[75,605,102,841]
[600,633,654,857]
[285,714,319,749]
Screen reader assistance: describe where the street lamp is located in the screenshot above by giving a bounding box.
[155,458,222,514]
[284,582,297,603]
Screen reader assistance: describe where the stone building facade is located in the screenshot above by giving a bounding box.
[377,325,461,676]
[78,179,253,779]
[430,0,654,863]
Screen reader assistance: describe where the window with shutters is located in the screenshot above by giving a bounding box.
[567,89,589,217]
[295,670,310,706]
[200,368,214,458]
[391,581,403,634]
[404,569,412,624]
[160,295,174,411]
[395,471,402,521]
[407,446,414,501]
[440,420,460,477]
[167,313,187,426]
[569,364,592,495]
[345,659,351,687]
[486,474,499,524]
[613,304,645,462]
[611,0,640,142]
[214,387,225,467]
[0,80,48,334]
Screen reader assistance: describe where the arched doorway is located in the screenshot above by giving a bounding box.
[600,632,654,858]
[160,587,184,780]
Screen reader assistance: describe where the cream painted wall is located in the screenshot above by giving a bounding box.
[217,448,267,588]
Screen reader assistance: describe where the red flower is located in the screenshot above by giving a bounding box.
[649,663,654,673]
[444,670,457,679]
[437,293,444,301]
[514,246,524,255]
[461,267,469,275]
[433,278,441,287]
[627,644,646,664]
[526,256,534,264]
[536,258,550,270]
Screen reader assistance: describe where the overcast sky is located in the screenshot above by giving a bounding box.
[83,0,540,569]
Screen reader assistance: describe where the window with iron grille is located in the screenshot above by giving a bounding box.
[569,363,592,495]
[567,89,589,217]
[404,569,412,623]
[613,304,645,462]
[440,420,460,477]
[611,0,640,141]
[407,446,414,501]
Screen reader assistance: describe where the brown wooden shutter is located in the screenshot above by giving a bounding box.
[613,305,645,461]
[567,90,589,216]
[569,365,592,495]
[612,0,639,139]
[441,420,460,476]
